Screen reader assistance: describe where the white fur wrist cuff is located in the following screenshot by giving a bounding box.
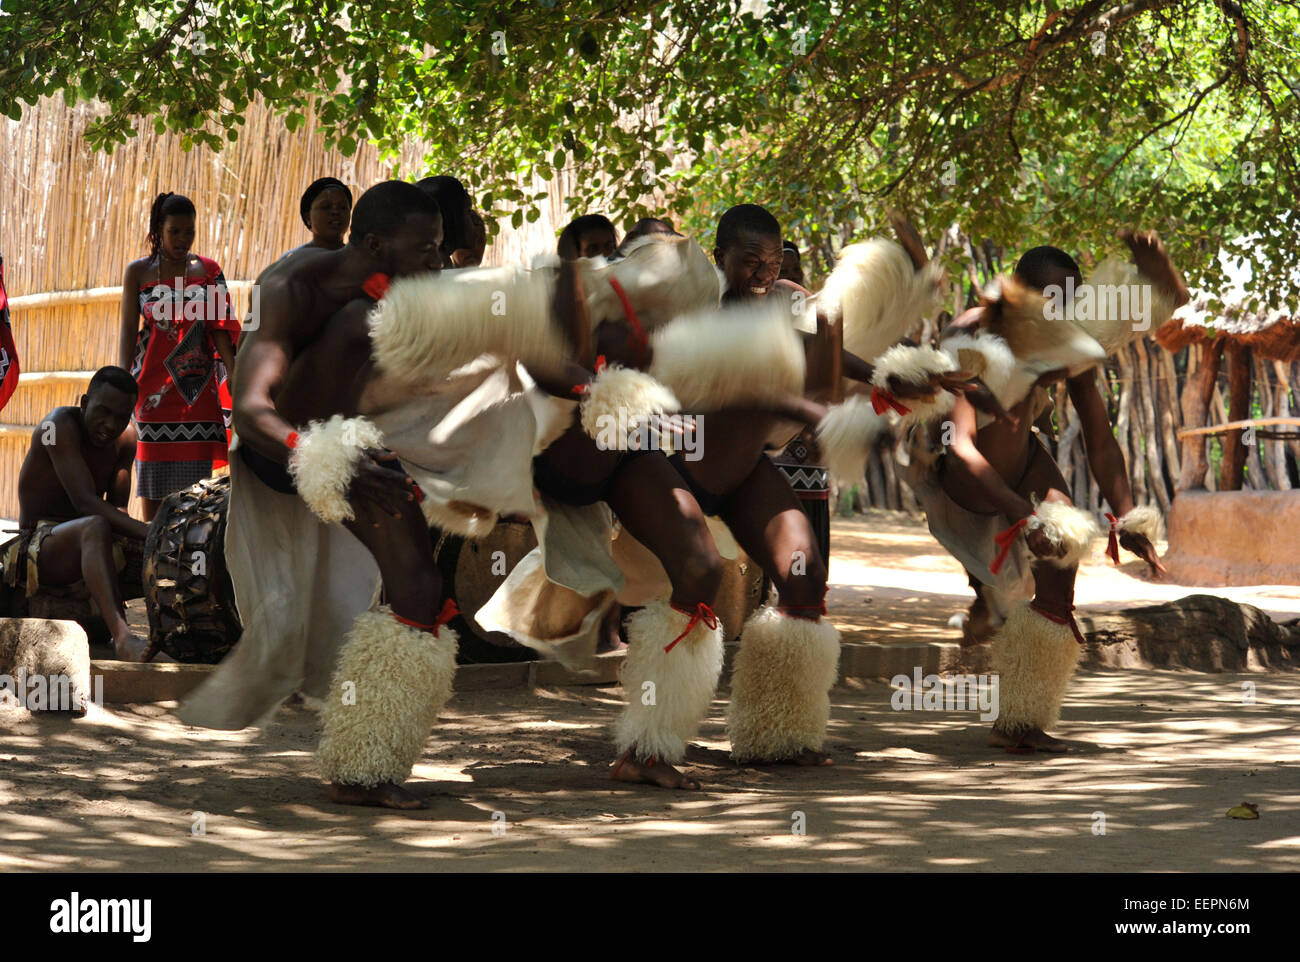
[870,344,956,423]
[1117,504,1164,544]
[579,365,680,451]
[1027,500,1102,569]
[288,415,385,524]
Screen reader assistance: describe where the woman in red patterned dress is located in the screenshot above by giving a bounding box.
[117,192,240,520]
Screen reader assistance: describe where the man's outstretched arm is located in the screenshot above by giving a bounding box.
[1068,371,1167,578]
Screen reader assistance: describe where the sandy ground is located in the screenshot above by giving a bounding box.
[2,513,1298,872]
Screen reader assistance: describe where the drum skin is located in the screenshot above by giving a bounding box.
[144,475,242,663]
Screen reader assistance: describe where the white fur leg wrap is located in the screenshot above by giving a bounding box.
[288,415,385,524]
[727,608,841,762]
[939,330,1017,407]
[316,607,459,788]
[369,265,566,382]
[615,600,725,764]
[870,343,956,424]
[1118,504,1164,544]
[815,395,888,486]
[990,604,1080,734]
[579,365,680,450]
[1027,500,1102,569]
[649,299,805,409]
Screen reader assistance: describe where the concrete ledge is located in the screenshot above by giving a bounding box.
[95,661,214,704]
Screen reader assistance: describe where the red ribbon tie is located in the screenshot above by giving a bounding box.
[1105,512,1120,565]
[871,386,912,417]
[608,278,649,366]
[665,602,719,652]
[990,516,1030,575]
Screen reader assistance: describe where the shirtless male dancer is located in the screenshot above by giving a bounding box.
[181,181,450,809]
[895,229,1184,752]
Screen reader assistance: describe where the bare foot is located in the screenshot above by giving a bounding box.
[611,750,701,790]
[989,725,1070,753]
[328,781,427,809]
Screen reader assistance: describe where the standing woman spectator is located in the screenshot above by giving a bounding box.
[116,192,239,520]
[290,177,352,254]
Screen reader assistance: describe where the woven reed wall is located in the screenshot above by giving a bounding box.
[0,95,589,521]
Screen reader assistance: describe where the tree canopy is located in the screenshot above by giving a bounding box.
[2,1,1297,305]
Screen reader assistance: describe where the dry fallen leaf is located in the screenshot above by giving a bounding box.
[1225,802,1260,819]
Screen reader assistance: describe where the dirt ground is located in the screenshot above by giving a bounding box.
[2,514,1298,872]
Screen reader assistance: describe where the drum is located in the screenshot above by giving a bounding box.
[143,474,242,663]
[433,521,540,664]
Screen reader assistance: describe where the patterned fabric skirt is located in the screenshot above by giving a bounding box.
[136,459,213,501]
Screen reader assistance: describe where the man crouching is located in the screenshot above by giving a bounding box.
[5,366,150,660]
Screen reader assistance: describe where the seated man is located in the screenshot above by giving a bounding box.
[5,366,150,660]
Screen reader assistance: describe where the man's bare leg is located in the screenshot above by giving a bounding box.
[607,453,725,790]
[722,458,836,766]
[36,516,148,662]
[989,452,1080,754]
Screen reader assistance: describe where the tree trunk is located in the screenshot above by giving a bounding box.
[1219,345,1252,491]
[1153,343,1182,486]
[1132,339,1171,513]
[1115,349,1145,503]
[1276,360,1299,488]
[1178,340,1223,490]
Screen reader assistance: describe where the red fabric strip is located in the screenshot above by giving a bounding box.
[284,430,299,450]
[871,386,911,417]
[362,272,390,301]
[989,516,1030,575]
[1105,512,1120,564]
[665,602,719,653]
[607,278,649,366]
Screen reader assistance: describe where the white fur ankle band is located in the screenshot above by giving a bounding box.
[579,364,680,451]
[288,415,385,524]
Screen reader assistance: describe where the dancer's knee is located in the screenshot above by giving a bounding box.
[673,550,724,607]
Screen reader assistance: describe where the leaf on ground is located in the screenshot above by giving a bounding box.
[1225,802,1259,819]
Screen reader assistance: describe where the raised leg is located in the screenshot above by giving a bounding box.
[605,453,727,789]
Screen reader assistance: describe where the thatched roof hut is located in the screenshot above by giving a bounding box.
[1157,294,1300,364]
[1155,292,1299,493]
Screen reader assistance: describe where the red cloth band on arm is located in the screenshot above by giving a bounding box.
[990,516,1030,575]
[871,386,911,417]
[1105,512,1120,565]
[284,431,299,450]
[362,272,391,301]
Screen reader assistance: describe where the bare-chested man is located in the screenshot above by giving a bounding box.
[6,366,149,660]
[899,229,1185,752]
[179,181,451,810]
